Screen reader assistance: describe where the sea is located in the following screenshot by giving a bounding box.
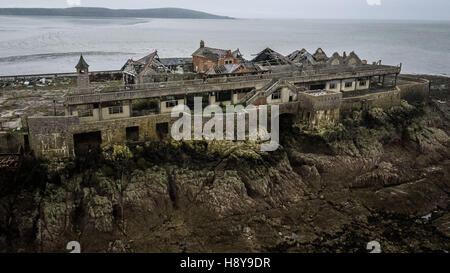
[0,16,449,76]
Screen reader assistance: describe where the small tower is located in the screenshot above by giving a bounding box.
[76,54,90,90]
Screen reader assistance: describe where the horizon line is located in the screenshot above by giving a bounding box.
[0,6,449,22]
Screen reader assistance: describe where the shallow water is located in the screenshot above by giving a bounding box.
[0,16,449,76]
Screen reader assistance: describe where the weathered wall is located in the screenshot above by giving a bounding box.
[299,109,340,129]
[27,116,79,158]
[28,114,172,159]
[397,77,430,103]
[341,89,401,111]
[28,77,428,159]
[28,102,300,159]
[298,91,342,111]
[77,74,89,89]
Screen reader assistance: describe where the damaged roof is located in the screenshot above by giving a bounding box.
[287,49,317,66]
[251,48,292,66]
[192,46,230,61]
[312,48,328,62]
[206,63,243,75]
[121,51,168,76]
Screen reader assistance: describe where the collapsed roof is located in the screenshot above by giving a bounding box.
[206,64,243,75]
[121,51,168,77]
[287,49,317,66]
[312,48,328,62]
[251,48,292,66]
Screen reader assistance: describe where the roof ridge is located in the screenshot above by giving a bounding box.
[203,46,229,52]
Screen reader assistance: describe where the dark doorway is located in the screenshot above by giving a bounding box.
[23,134,30,152]
[126,126,140,142]
[156,123,169,140]
[73,131,102,157]
[279,113,296,146]
[279,113,295,131]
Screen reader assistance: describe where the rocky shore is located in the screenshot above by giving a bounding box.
[0,75,448,253]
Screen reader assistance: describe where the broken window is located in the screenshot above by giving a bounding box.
[77,104,94,117]
[345,82,353,88]
[166,100,178,108]
[272,90,281,100]
[329,83,336,89]
[310,83,326,90]
[69,106,77,116]
[109,106,123,115]
[103,101,124,115]
[359,80,367,86]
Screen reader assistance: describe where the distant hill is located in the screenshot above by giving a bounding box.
[0,7,233,19]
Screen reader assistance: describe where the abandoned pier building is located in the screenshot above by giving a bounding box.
[24,41,429,159]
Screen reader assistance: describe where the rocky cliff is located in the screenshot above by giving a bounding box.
[0,76,449,253]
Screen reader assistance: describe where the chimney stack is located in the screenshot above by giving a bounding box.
[200,40,205,48]
[343,51,347,59]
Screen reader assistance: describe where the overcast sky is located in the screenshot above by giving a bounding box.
[1,0,449,20]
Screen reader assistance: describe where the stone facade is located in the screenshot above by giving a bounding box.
[298,90,342,128]
[28,103,293,159]
[23,47,429,159]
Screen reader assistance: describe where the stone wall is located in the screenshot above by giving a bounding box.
[397,77,430,103]
[298,90,342,111]
[341,89,402,111]
[298,109,340,129]
[28,103,299,159]
[27,116,80,158]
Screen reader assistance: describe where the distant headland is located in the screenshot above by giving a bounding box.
[0,7,233,19]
